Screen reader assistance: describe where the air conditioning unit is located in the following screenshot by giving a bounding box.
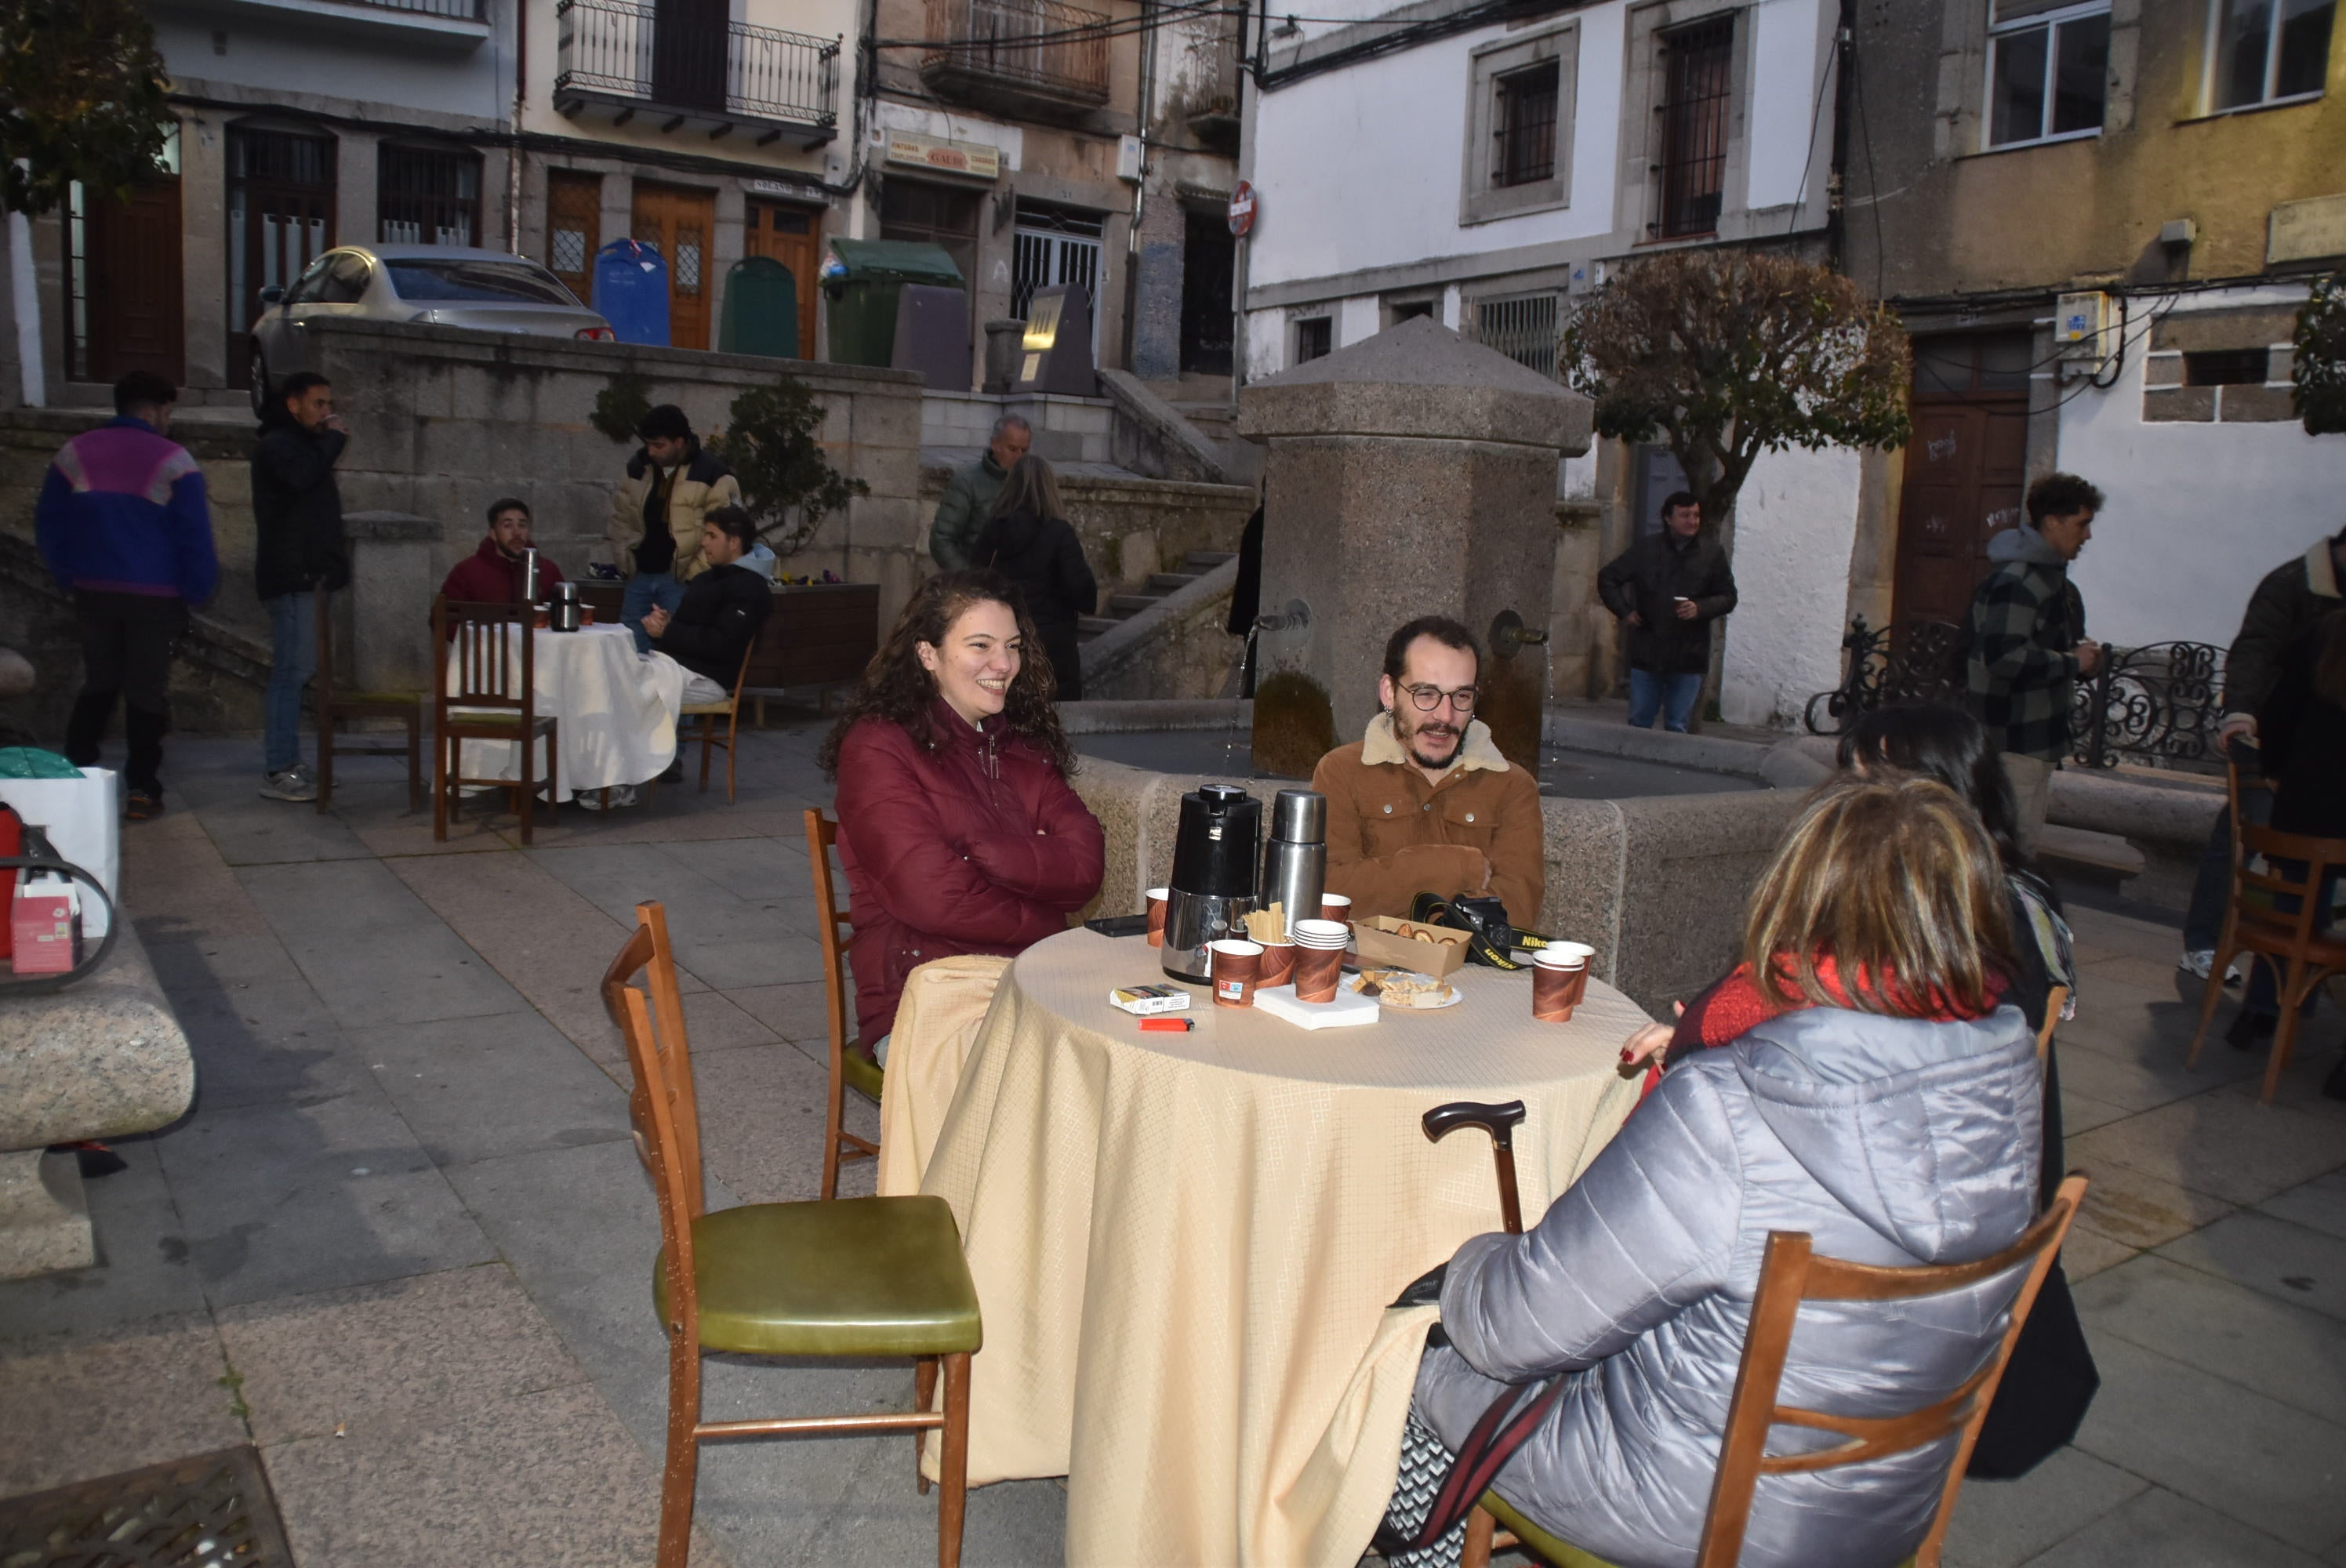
[2056,290,2115,375]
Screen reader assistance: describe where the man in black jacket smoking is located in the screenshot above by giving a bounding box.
[641,506,770,706]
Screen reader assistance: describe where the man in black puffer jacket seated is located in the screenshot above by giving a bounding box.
[642,506,771,705]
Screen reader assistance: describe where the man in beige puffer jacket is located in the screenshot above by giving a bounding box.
[606,403,741,652]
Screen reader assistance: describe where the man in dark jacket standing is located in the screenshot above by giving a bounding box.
[642,506,771,702]
[2178,526,2345,979]
[34,372,220,820]
[1964,473,2104,849]
[1596,492,1738,732]
[250,371,350,803]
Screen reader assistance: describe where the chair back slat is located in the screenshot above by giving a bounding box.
[1694,1174,2088,1568]
[438,598,535,711]
[314,583,338,711]
[607,907,705,1340]
[805,809,856,1058]
[2237,824,2346,946]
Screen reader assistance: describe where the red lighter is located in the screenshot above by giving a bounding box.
[1138,1017,1194,1033]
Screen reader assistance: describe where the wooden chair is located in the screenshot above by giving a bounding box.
[601,902,979,1568]
[2188,782,2346,1101]
[1424,1103,2086,1568]
[806,808,883,1200]
[678,644,754,804]
[312,583,421,814]
[431,597,557,845]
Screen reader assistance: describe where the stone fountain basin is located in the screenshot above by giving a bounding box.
[0,924,195,1278]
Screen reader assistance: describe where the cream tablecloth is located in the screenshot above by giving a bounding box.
[879,927,1649,1566]
[449,622,684,802]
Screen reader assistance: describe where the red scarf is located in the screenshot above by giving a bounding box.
[1639,954,2007,1100]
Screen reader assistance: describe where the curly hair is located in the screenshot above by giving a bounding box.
[817,568,1078,779]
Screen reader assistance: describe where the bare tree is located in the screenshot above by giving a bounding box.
[1563,249,1912,534]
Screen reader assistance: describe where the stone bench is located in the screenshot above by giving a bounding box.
[0,923,194,1279]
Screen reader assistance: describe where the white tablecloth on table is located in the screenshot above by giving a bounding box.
[879,926,1650,1566]
[449,623,684,801]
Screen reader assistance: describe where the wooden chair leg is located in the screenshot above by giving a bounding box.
[724,708,739,804]
[658,1332,703,1568]
[405,711,422,812]
[913,1357,938,1495]
[1462,1504,1496,1568]
[698,717,714,792]
[937,1352,971,1568]
[2186,940,2236,1069]
[518,731,536,848]
[315,717,333,815]
[2265,961,2312,1105]
[432,731,450,843]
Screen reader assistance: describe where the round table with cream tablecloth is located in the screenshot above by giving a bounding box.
[449,622,685,802]
[878,926,1651,1567]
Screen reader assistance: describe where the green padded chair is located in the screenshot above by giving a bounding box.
[806,809,885,1198]
[604,902,980,1568]
[1425,1105,2085,1568]
[431,596,557,845]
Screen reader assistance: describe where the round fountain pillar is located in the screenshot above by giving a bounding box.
[1237,318,1592,771]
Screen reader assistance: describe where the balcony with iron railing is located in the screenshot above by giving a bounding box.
[151,0,488,48]
[554,0,841,146]
[922,0,1113,122]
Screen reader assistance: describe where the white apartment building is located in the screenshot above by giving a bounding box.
[1238,0,1863,725]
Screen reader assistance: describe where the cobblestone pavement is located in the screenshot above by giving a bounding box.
[2,729,2340,1567]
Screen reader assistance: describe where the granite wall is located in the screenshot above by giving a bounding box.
[917,462,1254,599]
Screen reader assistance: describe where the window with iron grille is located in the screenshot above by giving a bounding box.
[1294,316,1332,364]
[2184,347,2272,386]
[1469,292,1561,381]
[546,169,601,298]
[1656,14,1734,239]
[379,146,480,248]
[1493,61,1560,187]
[1462,24,1575,223]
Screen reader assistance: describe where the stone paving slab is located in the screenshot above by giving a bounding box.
[0,1310,245,1495]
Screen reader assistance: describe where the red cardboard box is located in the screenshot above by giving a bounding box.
[9,884,78,975]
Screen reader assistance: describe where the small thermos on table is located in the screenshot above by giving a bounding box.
[1260,789,1327,938]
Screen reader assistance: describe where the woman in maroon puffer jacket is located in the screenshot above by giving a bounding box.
[819,568,1106,1058]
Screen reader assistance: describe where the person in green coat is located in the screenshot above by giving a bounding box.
[928,415,1030,569]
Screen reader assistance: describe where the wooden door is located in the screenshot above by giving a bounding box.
[632,182,715,350]
[743,199,820,359]
[1178,208,1233,375]
[227,126,335,388]
[1893,335,2032,630]
[84,177,185,383]
[547,169,602,303]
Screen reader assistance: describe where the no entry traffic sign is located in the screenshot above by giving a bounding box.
[1228,181,1256,238]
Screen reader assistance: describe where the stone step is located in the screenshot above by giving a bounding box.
[1183,550,1238,570]
[1106,593,1160,616]
[1144,572,1202,594]
[1077,615,1120,641]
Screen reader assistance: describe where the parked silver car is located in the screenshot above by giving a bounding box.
[247,244,614,412]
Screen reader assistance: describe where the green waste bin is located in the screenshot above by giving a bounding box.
[823,238,964,368]
[720,256,801,359]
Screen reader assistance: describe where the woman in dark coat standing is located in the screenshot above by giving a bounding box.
[974,455,1097,700]
[820,569,1105,1062]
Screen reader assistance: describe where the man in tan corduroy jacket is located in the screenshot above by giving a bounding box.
[1310,616,1546,927]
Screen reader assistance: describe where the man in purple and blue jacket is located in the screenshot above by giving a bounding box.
[34,372,220,819]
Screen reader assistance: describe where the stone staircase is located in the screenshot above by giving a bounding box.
[1079,549,1237,642]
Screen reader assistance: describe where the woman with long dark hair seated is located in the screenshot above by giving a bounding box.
[819,569,1105,1065]
[1381,778,2042,1568]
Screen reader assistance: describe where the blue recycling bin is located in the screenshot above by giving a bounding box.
[593,238,671,347]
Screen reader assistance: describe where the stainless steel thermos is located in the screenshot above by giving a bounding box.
[1259,789,1327,935]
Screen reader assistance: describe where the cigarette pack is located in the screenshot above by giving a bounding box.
[1109,983,1193,1016]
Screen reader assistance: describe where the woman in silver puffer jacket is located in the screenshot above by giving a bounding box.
[1389,776,2044,1568]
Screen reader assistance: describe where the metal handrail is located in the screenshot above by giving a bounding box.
[555,0,840,127]
[923,0,1112,100]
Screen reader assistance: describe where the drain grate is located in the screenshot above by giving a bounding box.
[0,1446,294,1568]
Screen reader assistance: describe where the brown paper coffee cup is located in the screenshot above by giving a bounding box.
[1293,944,1342,1004]
[1211,939,1264,1007]
[1532,956,1585,1023]
[1146,887,1168,949]
[1258,941,1296,989]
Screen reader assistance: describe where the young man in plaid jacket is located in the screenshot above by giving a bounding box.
[1964,473,2104,848]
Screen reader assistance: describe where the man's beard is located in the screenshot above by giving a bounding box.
[1401,715,1463,770]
